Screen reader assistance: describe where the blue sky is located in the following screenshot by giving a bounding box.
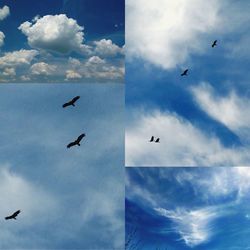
[0,84,124,249]
[126,167,250,250]
[0,0,124,83]
[125,0,250,166]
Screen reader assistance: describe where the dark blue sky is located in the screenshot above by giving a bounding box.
[126,167,250,250]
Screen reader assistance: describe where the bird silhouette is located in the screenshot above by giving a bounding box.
[149,136,154,142]
[155,138,160,143]
[62,96,80,108]
[67,133,85,148]
[5,210,21,220]
[181,69,188,76]
[212,40,217,48]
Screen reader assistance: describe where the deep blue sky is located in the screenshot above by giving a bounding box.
[0,84,124,249]
[126,167,250,250]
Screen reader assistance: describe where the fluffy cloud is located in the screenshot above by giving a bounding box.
[126,0,224,69]
[19,14,88,54]
[94,39,122,57]
[3,67,16,77]
[0,31,5,47]
[30,62,56,76]
[0,5,10,21]
[0,49,38,68]
[65,70,82,80]
[126,109,250,166]
[191,82,250,140]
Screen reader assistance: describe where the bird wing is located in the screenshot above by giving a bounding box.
[67,142,75,148]
[72,96,80,103]
[76,133,85,143]
[150,136,154,141]
[5,216,11,220]
[62,102,70,108]
[12,210,20,217]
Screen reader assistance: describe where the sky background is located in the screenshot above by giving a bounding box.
[125,0,250,166]
[0,0,124,83]
[0,84,124,249]
[126,167,250,250]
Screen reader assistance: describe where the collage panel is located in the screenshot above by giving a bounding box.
[0,0,124,83]
[125,1,250,166]
[126,167,250,250]
[0,84,124,249]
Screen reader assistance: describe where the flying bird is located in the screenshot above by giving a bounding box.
[62,96,80,108]
[155,138,160,143]
[181,69,188,76]
[212,40,217,48]
[149,136,154,142]
[5,210,21,220]
[67,133,85,148]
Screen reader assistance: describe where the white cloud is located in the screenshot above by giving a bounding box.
[0,5,10,21]
[0,31,5,47]
[19,14,89,54]
[0,165,58,248]
[191,82,250,140]
[0,49,38,68]
[30,62,56,75]
[94,39,122,57]
[126,0,223,69]
[65,70,82,80]
[3,67,16,77]
[126,109,250,166]
[155,207,220,247]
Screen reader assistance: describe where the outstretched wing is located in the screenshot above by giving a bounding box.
[67,142,76,148]
[62,102,70,108]
[76,133,85,143]
[150,136,154,142]
[71,96,80,104]
[13,210,20,217]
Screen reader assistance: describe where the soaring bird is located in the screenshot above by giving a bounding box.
[5,210,21,220]
[149,136,154,142]
[155,138,160,143]
[67,133,85,148]
[62,96,80,108]
[212,40,217,48]
[181,69,188,76]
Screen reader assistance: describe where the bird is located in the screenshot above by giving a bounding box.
[67,133,85,148]
[5,210,21,220]
[212,40,217,48]
[62,96,80,108]
[155,138,160,143]
[149,136,154,142]
[181,69,188,76]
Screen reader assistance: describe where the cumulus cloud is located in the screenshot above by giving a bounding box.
[126,0,224,69]
[65,70,82,80]
[94,39,122,57]
[30,62,56,75]
[126,109,250,166]
[191,82,250,140]
[19,14,89,54]
[0,31,5,47]
[3,67,16,77]
[0,49,38,68]
[0,5,10,21]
